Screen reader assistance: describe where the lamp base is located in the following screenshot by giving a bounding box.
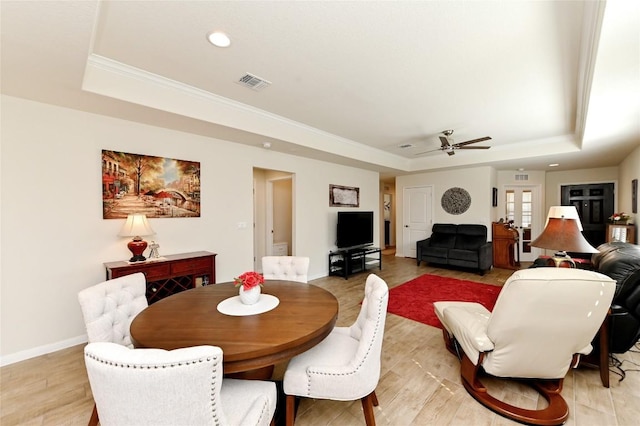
[545,255,576,268]
[127,238,148,262]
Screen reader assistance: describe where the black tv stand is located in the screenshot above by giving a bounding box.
[328,246,382,279]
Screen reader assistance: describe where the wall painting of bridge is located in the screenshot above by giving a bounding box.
[102,150,200,219]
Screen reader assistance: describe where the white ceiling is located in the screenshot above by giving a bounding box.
[2,1,639,178]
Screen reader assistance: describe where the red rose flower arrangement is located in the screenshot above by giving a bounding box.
[608,212,630,223]
[234,271,265,291]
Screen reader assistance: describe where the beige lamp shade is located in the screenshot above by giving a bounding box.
[545,206,583,231]
[118,214,155,238]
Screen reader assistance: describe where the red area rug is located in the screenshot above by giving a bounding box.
[387,274,502,329]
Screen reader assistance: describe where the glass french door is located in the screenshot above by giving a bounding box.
[504,185,541,262]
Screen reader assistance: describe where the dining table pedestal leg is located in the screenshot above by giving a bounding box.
[226,365,275,380]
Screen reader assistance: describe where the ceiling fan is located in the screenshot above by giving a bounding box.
[415,130,492,156]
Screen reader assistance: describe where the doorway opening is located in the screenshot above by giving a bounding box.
[503,185,542,262]
[253,168,294,272]
[381,178,396,254]
[561,183,614,248]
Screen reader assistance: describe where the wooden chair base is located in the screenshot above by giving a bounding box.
[460,354,569,426]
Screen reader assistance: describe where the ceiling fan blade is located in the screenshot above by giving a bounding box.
[454,136,492,147]
[457,146,491,150]
[439,135,451,148]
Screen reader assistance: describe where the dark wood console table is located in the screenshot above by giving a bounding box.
[104,251,216,304]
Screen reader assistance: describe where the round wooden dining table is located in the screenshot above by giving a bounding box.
[130,280,339,377]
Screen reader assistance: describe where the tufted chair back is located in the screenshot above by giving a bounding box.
[78,273,148,348]
[262,256,310,283]
[345,273,389,385]
[84,342,277,426]
[283,273,389,426]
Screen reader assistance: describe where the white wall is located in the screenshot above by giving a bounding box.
[619,144,640,225]
[395,166,493,256]
[0,95,379,364]
[545,167,619,210]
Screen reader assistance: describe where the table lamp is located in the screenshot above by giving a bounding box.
[530,206,598,267]
[118,214,155,262]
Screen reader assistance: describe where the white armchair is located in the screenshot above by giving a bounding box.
[434,268,615,425]
[84,342,277,426]
[283,273,389,426]
[77,272,148,425]
[262,256,310,283]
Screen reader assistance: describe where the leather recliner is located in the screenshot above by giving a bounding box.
[592,242,640,354]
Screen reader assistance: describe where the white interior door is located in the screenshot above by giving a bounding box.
[504,185,542,262]
[402,186,433,258]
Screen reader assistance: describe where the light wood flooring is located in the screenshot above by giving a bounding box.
[2,255,639,425]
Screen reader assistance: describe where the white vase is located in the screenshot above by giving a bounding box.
[239,285,261,305]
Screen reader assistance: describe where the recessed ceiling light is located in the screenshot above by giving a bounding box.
[207,31,231,48]
[549,163,559,167]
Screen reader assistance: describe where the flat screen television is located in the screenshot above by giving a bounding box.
[336,211,374,249]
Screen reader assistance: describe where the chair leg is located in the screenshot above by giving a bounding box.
[88,403,99,426]
[285,394,296,426]
[371,390,379,407]
[361,391,377,426]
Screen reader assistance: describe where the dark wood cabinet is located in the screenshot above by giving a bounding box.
[492,222,520,270]
[104,251,216,304]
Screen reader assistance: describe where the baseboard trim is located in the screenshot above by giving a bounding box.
[1,335,87,367]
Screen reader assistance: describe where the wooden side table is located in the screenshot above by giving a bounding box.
[104,251,217,304]
[606,224,636,244]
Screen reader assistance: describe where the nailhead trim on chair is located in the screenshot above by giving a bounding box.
[306,290,386,394]
[85,352,222,423]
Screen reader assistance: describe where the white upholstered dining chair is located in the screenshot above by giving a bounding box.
[84,342,277,426]
[77,272,148,426]
[262,256,310,283]
[434,267,615,425]
[283,273,389,426]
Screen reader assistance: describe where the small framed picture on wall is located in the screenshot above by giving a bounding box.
[633,179,638,213]
[329,184,359,207]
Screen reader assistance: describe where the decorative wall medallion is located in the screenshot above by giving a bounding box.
[441,187,471,215]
